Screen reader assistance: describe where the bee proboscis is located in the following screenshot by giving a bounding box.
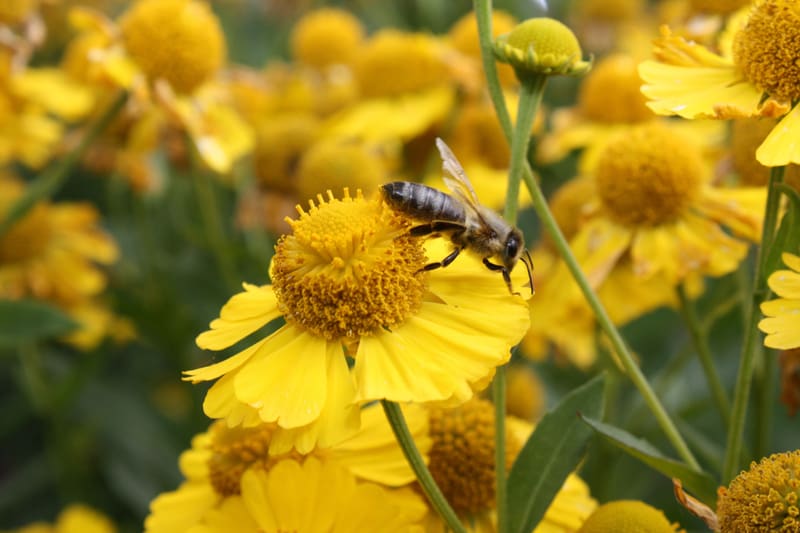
[380,138,533,295]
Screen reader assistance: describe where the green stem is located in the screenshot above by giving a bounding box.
[193,171,239,291]
[473,0,699,471]
[723,165,785,482]
[0,91,128,236]
[677,284,731,428]
[381,400,466,533]
[493,365,508,533]
[754,345,776,460]
[504,74,546,223]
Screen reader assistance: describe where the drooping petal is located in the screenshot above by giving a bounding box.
[756,103,800,166]
[195,284,280,351]
[233,325,331,428]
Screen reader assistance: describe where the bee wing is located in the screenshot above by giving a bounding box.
[435,138,481,212]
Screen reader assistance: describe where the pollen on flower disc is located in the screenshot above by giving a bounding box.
[717,449,800,532]
[732,0,800,103]
[594,123,704,227]
[271,190,427,340]
[120,0,226,93]
[577,500,679,532]
[426,398,521,516]
[206,422,297,497]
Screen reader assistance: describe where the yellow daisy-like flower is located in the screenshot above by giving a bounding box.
[717,449,800,532]
[424,398,597,532]
[538,54,655,167]
[184,189,531,450]
[0,175,120,348]
[569,122,764,287]
[188,457,427,533]
[289,7,365,69]
[577,500,681,532]
[759,253,800,350]
[10,503,116,533]
[639,1,800,166]
[145,403,429,533]
[67,1,253,174]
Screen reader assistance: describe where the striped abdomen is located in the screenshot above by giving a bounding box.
[381,181,466,223]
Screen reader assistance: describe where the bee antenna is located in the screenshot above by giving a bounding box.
[521,249,534,294]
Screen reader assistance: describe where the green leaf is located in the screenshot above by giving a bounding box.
[764,184,800,280]
[581,416,719,506]
[507,374,605,533]
[0,299,78,347]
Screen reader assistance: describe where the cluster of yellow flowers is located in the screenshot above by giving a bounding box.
[4,0,800,531]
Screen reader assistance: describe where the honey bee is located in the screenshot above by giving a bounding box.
[381,138,533,295]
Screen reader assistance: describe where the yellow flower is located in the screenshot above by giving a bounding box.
[759,253,800,350]
[67,2,253,175]
[184,189,531,450]
[289,7,365,69]
[577,500,681,532]
[188,457,427,533]
[639,1,800,166]
[448,10,519,88]
[0,175,120,348]
[538,54,655,167]
[717,449,800,532]
[10,503,116,533]
[424,398,597,532]
[570,122,764,287]
[145,403,430,533]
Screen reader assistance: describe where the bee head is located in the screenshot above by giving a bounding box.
[504,228,534,294]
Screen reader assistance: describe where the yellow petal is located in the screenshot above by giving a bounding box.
[756,103,800,166]
[639,61,763,119]
[195,284,280,350]
[760,298,800,318]
[201,372,262,427]
[144,483,219,533]
[759,315,800,350]
[268,345,360,455]
[783,253,800,273]
[570,219,632,288]
[233,326,330,428]
[767,269,800,299]
[184,336,269,383]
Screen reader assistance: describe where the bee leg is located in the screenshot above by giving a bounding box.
[418,246,463,273]
[482,258,519,296]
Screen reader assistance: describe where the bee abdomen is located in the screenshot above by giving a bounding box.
[381,181,465,222]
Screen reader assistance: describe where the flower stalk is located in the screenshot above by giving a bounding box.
[723,164,785,483]
[473,0,700,471]
[381,400,466,533]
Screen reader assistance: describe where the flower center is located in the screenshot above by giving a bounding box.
[289,8,365,68]
[594,123,704,227]
[579,500,679,532]
[426,398,521,516]
[354,30,449,98]
[206,421,303,497]
[578,54,653,123]
[717,450,800,532]
[271,190,427,341]
[119,0,226,94]
[0,184,52,263]
[732,0,800,103]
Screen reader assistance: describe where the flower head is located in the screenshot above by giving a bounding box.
[184,188,530,451]
[578,500,681,532]
[639,1,800,165]
[0,175,120,349]
[119,0,225,94]
[759,253,800,350]
[571,122,764,286]
[289,8,364,69]
[9,503,117,533]
[494,17,591,78]
[425,398,597,531]
[717,449,800,532]
[145,403,429,533]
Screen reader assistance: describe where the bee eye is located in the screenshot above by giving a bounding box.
[505,235,519,258]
